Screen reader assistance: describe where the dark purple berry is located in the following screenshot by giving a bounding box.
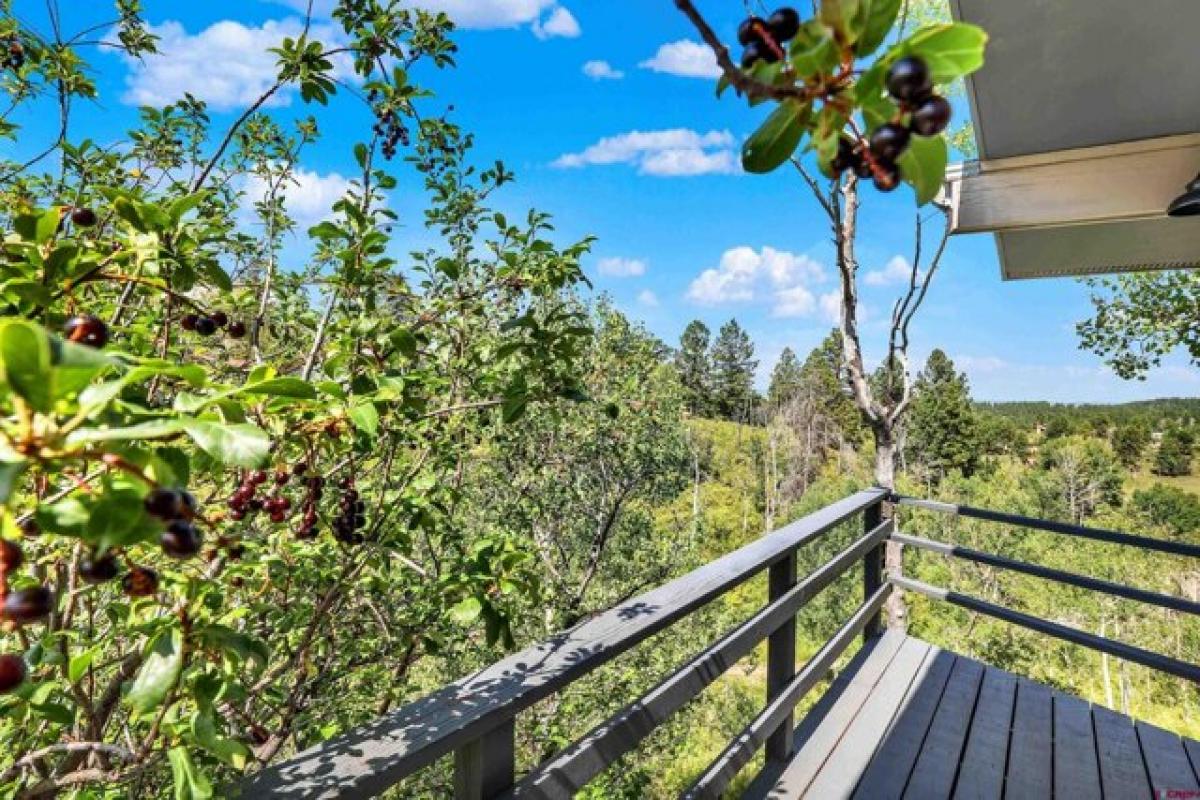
[64,315,109,348]
[0,654,26,693]
[123,566,159,597]
[227,321,247,339]
[3,586,52,624]
[210,310,229,328]
[870,123,911,161]
[160,521,201,558]
[886,56,933,103]
[143,488,185,521]
[0,539,22,571]
[737,16,767,46]
[194,317,217,337]
[71,208,97,228]
[873,160,901,192]
[767,8,800,42]
[909,94,952,136]
[80,553,119,583]
[181,314,199,331]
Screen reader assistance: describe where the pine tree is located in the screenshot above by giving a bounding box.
[710,319,758,420]
[676,320,712,415]
[800,331,864,444]
[768,347,803,406]
[906,349,980,482]
[1154,426,1195,477]
[1112,421,1150,469]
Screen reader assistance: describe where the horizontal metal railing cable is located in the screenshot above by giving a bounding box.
[509,519,894,798]
[892,494,1200,558]
[680,584,894,800]
[893,531,1200,616]
[890,575,1200,683]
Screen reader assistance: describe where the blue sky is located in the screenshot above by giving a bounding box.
[6,0,1198,402]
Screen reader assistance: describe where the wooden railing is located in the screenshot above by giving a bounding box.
[235,489,1200,798]
[235,489,890,799]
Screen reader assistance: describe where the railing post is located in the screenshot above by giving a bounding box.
[454,719,515,800]
[765,550,798,764]
[863,500,884,641]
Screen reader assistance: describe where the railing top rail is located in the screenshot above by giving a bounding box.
[893,494,1200,558]
[236,488,886,799]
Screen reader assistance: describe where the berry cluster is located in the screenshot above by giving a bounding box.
[331,477,367,544]
[737,8,800,69]
[296,467,323,540]
[368,91,409,160]
[0,537,49,693]
[229,465,307,525]
[2,38,23,71]
[831,56,952,192]
[144,487,203,559]
[181,309,246,339]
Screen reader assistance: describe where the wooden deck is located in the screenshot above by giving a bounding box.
[745,631,1200,800]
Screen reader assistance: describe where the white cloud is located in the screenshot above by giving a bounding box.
[553,128,739,177]
[582,60,624,80]
[121,19,351,110]
[596,257,647,278]
[637,289,660,307]
[954,354,1009,373]
[864,255,917,287]
[639,40,721,79]
[687,246,825,316]
[533,6,580,39]
[820,291,842,324]
[243,167,352,230]
[271,0,575,34]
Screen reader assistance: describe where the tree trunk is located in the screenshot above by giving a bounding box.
[873,427,908,631]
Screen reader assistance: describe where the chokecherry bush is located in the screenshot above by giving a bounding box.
[0,1,596,796]
[683,0,987,203]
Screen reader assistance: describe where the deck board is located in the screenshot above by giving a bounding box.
[1004,678,1053,799]
[742,634,1199,800]
[951,666,1015,800]
[1052,692,1102,799]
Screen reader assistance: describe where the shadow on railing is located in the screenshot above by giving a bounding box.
[233,489,1200,799]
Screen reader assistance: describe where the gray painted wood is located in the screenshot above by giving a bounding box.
[902,657,985,799]
[951,666,1016,800]
[681,585,891,800]
[1093,704,1152,800]
[746,632,909,799]
[1184,738,1200,784]
[237,489,885,799]
[863,502,884,640]
[766,552,799,764]
[1052,693,1101,800]
[851,647,957,800]
[1004,678,1052,800]
[797,637,932,799]
[511,520,893,798]
[454,719,514,800]
[1137,721,1200,796]
[742,632,904,800]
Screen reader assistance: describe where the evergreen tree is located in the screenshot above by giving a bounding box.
[1112,421,1150,469]
[1154,426,1195,477]
[768,347,803,406]
[710,319,758,420]
[906,349,980,482]
[801,331,865,444]
[676,320,712,415]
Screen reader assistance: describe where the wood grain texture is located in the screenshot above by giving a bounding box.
[951,667,1015,800]
[1138,720,1200,796]
[1093,705,1152,800]
[902,657,985,799]
[1004,679,1052,800]
[1052,693,1101,800]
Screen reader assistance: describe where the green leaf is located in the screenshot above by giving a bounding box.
[0,459,27,505]
[68,647,100,683]
[87,486,161,550]
[34,207,60,244]
[196,624,269,671]
[898,133,949,205]
[182,419,270,468]
[0,320,53,412]
[66,419,186,446]
[168,746,214,800]
[128,628,184,714]
[243,377,316,399]
[819,0,861,42]
[902,23,988,82]
[854,0,902,56]
[715,72,731,98]
[742,100,811,174]
[193,709,250,768]
[501,396,527,424]
[789,20,840,76]
[348,401,380,436]
[448,596,483,625]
